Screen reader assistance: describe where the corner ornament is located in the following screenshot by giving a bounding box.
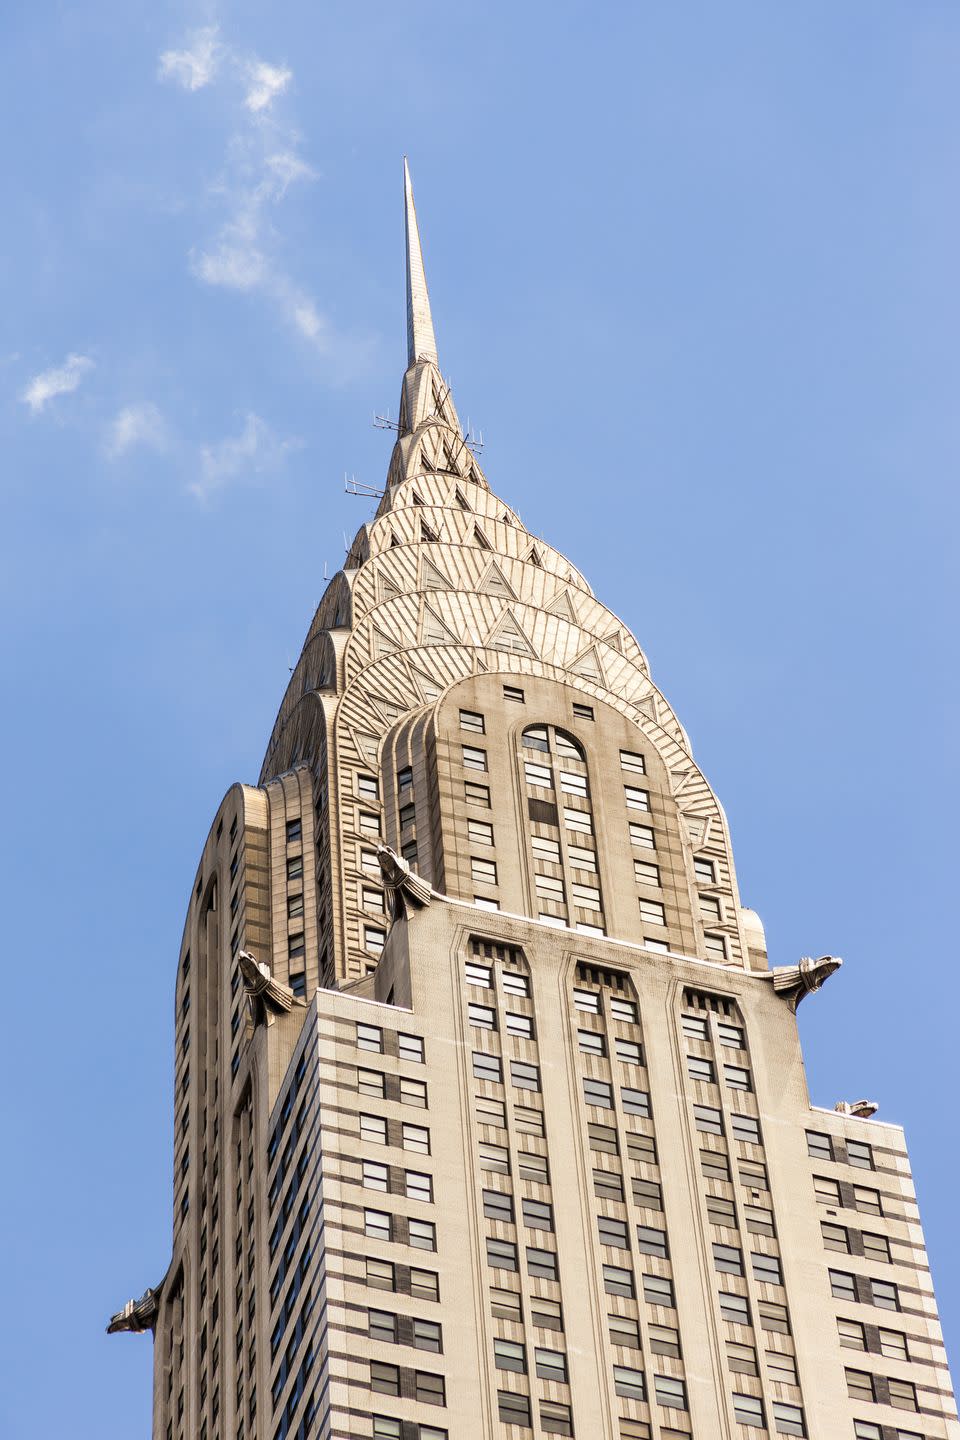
[770,955,842,1011]
[106,1287,161,1335]
[238,951,304,1026]
[834,1099,879,1119]
[377,844,437,922]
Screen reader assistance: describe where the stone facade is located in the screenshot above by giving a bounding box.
[111,162,957,1440]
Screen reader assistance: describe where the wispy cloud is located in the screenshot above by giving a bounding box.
[21,354,94,414]
[158,26,220,92]
[104,402,168,459]
[191,412,299,501]
[244,61,291,113]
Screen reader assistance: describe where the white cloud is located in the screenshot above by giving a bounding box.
[191,210,266,290]
[21,353,94,414]
[244,61,291,113]
[158,27,220,91]
[104,402,167,459]
[191,412,299,501]
[266,151,315,193]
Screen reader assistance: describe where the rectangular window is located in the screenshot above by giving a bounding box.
[759,1301,791,1335]
[838,1318,867,1351]
[490,1286,522,1322]
[486,1238,518,1271]
[363,1160,389,1191]
[636,1225,668,1257]
[410,1267,440,1301]
[479,1142,510,1173]
[469,1003,497,1031]
[560,771,587,797]
[717,1021,745,1049]
[531,835,561,864]
[846,1369,876,1404]
[745,1204,775,1236]
[624,785,650,811]
[465,961,492,988]
[654,1374,687,1410]
[615,1038,644,1065]
[699,895,722,922]
[564,806,593,834]
[408,1218,436,1251]
[629,822,656,849]
[531,1295,563,1331]
[846,1140,874,1171]
[726,1341,758,1376]
[853,1426,882,1440]
[357,774,380,800]
[878,1327,908,1361]
[853,1185,883,1217]
[861,1232,891,1263]
[399,803,416,828]
[725,1064,752,1091]
[648,1324,681,1358]
[870,1278,900,1311]
[364,1209,392,1241]
[526,1246,558,1280]
[358,1067,386,1098]
[572,881,602,910]
[603,1264,634,1297]
[584,1078,614,1109]
[398,1032,425,1063]
[505,1012,534,1039]
[609,1313,641,1348]
[468,818,494,845]
[483,1189,514,1223]
[402,1124,430,1155]
[681,1013,708,1041]
[535,1348,567,1383]
[641,1272,674,1307]
[465,781,491,807]
[821,1222,851,1253]
[634,860,660,887]
[701,1149,730,1181]
[471,856,498,884]
[578,1028,606,1056]
[829,1269,857,1301]
[639,899,666,926]
[358,1022,384,1053]
[503,685,525,704]
[568,843,598,870]
[806,1130,834,1161]
[613,1366,646,1400]
[540,1400,573,1436]
[511,1061,540,1092]
[364,926,386,955]
[594,1168,624,1202]
[694,1105,723,1135]
[459,709,485,733]
[719,1291,750,1324]
[887,1378,918,1411]
[535,872,565,902]
[772,1402,806,1437]
[621,1086,651,1117]
[733,1393,765,1428]
[766,1351,798,1386]
[518,1151,549,1184]
[687,1055,715,1083]
[360,1114,388,1145]
[706,1195,737,1228]
[598,1216,629,1249]
[712,1243,743,1275]
[502,970,530,998]
[589,1123,618,1155]
[610,997,638,1023]
[694,857,715,884]
[370,1360,400,1395]
[359,810,382,835]
[396,765,413,794]
[574,988,601,1015]
[497,1393,530,1426]
[462,745,487,771]
[366,1257,395,1292]
[732,1114,761,1145]
[620,749,646,774]
[476,1096,507,1128]
[813,1176,841,1206]
[413,1319,442,1354]
[704,933,727,960]
[572,702,594,720]
[368,1308,398,1343]
[525,761,552,788]
[405,1170,433,1203]
[285,818,302,843]
[362,886,384,914]
[414,1371,445,1406]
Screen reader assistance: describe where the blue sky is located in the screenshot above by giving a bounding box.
[1,3,957,1434]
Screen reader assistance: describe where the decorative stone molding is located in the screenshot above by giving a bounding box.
[238,951,303,1026]
[770,955,842,1011]
[377,843,438,921]
[106,1286,161,1335]
[834,1099,879,1119]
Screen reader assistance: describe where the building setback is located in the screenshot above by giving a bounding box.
[109,162,958,1440]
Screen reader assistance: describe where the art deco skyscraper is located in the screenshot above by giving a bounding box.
[110,163,957,1440]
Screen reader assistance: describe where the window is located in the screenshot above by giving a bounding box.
[525,761,552,788]
[410,1267,440,1302]
[560,771,587,797]
[366,1257,395,1291]
[681,1014,708,1041]
[603,1264,634,1297]
[584,1078,613,1109]
[370,1361,400,1395]
[511,1061,540,1092]
[365,1210,391,1241]
[589,1124,618,1155]
[479,1142,510,1173]
[701,1150,730,1181]
[821,1222,851,1253]
[363,1161,389,1191]
[772,1403,806,1437]
[731,1114,761,1145]
[358,1068,386,1098]
[414,1371,445,1406]
[699,895,722,922]
[373,1418,400,1439]
[483,1189,514,1223]
[486,1238,518,1271]
[531,1295,563,1331]
[719,1292,750,1325]
[535,873,565,903]
[751,1252,782,1285]
[469,1003,497,1031]
[574,987,601,1014]
[564,806,593,834]
[473,1052,502,1083]
[598,1217,629,1249]
[569,843,598,870]
[806,1130,834,1161]
[615,1038,644,1065]
[717,1021,744,1049]
[706,1195,737,1228]
[634,860,660,886]
[572,882,601,911]
[846,1369,876,1404]
[468,818,495,847]
[725,1065,752,1091]
[614,1366,646,1400]
[402,1123,430,1156]
[285,818,302,843]
[813,1176,841,1206]
[490,1286,522,1322]
[502,971,530,998]
[409,1218,436,1251]
[476,1097,506,1129]
[621,1087,651,1117]
[687,1056,715,1083]
[365,926,386,955]
[503,684,525,704]
[578,1029,606,1057]
[733,1394,765,1428]
[459,709,485,733]
[639,899,666,926]
[413,1319,443,1353]
[713,1244,743,1276]
[465,961,493,988]
[694,1105,723,1135]
[654,1375,687,1410]
[726,1341,758,1376]
[636,1225,668,1258]
[620,749,646,774]
[766,1351,798,1385]
[745,1205,775,1236]
[629,822,656,849]
[535,1348,567,1383]
[526,1246,559,1280]
[540,1401,573,1436]
[518,1151,549,1184]
[624,786,650,811]
[861,1232,891,1263]
[399,1032,425,1063]
[497,1392,530,1426]
[649,1324,681,1357]
[359,809,382,836]
[368,1308,398,1343]
[506,1012,534,1039]
[740,1157,767,1188]
[609,1313,640,1348]
[462,745,487,771]
[360,1114,387,1145]
[572,702,594,720]
[878,1327,909,1361]
[287,892,304,919]
[704,934,727,961]
[853,1185,883,1217]
[829,1270,857,1301]
[838,1319,867,1351]
[399,803,416,828]
[358,774,380,801]
[888,1378,918,1412]
[465,781,491,806]
[846,1140,874,1171]
[870,1278,900,1311]
[471,856,498,885]
[288,932,305,958]
[522,1198,553,1231]
[406,1171,433,1203]
[853,1426,882,1440]
[611,997,638,1024]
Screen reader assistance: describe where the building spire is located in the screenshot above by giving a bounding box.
[404,158,439,369]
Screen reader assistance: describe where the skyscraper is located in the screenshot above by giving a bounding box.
[109,162,957,1440]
